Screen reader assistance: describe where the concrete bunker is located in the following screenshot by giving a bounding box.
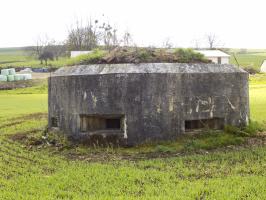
[48,63,249,145]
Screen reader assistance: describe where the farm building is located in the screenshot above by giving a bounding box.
[196,50,230,64]
[260,60,266,73]
[70,51,92,58]
[48,63,249,145]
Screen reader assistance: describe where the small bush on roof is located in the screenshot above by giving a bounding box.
[67,47,210,65]
[67,49,106,66]
[175,48,207,63]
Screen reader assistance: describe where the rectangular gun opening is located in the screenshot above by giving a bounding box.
[185,118,224,131]
[80,114,125,133]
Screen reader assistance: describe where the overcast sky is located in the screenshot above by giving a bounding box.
[0,0,265,48]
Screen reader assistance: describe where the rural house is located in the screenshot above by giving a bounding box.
[196,50,230,64]
[48,63,249,145]
[260,60,266,73]
[70,51,92,58]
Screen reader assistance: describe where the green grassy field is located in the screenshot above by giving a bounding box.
[0,75,265,199]
[250,74,266,121]
[0,48,29,65]
[227,49,266,70]
[0,47,68,69]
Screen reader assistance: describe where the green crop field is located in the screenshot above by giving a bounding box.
[0,47,68,69]
[227,49,266,70]
[250,74,266,121]
[0,48,29,65]
[0,75,265,199]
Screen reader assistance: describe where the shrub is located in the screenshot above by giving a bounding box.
[174,48,208,63]
[184,133,244,151]
[224,125,249,137]
[136,48,154,61]
[224,121,265,137]
[243,67,259,74]
[67,49,106,66]
[243,120,265,135]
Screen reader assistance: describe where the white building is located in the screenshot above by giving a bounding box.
[70,51,92,58]
[260,60,266,73]
[196,50,230,64]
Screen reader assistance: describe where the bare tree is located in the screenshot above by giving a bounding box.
[162,37,173,49]
[111,29,119,47]
[45,39,67,60]
[39,51,54,66]
[66,19,100,51]
[31,36,52,64]
[31,36,66,65]
[205,33,221,49]
[100,23,120,51]
[122,31,133,47]
[31,36,47,59]
[66,18,134,51]
[84,20,100,49]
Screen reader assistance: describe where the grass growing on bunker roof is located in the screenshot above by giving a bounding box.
[66,47,210,65]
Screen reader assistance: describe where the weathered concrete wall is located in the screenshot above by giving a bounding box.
[48,63,249,145]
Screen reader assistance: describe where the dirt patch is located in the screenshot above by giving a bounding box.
[9,133,28,141]
[17,134,258,163]
[12,113,47,121]
[60,134,266,162]
[8,129,45,146]
[0,79,46,90]
[6,118,266,163]
[0,121,24,129]
[16,72,50,79]
[245,132,266,146]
